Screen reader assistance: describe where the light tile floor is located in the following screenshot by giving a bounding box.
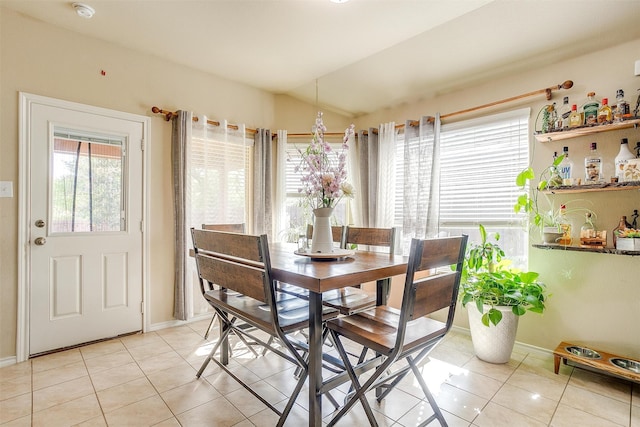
[1,320,638,426]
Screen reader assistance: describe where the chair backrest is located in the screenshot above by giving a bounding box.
[202,223,246,233]
[396,235,468,347]
[306,224,346,247]
[344,226,397,253]
[191,228,270,303]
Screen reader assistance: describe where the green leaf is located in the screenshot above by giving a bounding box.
[553,154,565,167]
[515,167,535,187]
[513,305,526,316]
[519,271,540,284]
[487,309,503,326]
[475,298,484,314]
[481,313,490,327]
[479,224,487,245]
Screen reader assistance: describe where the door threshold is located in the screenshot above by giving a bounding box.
[29,330,142,359]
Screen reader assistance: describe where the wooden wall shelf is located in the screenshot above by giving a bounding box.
[542,181,640,194]
[532,244,640,256]
[534,118,640,142]
[554,341,640,384]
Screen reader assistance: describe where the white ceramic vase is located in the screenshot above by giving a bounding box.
[467,303,519,364]
[311,207,334,254]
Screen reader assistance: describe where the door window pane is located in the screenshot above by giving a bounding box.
[51,128,125,233]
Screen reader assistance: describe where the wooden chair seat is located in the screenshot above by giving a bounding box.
[326,305,447,356]
[204,289,336,333]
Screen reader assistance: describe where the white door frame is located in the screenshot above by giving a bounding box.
[17,92,151,362]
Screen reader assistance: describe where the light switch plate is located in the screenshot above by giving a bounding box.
[0,181,14,198]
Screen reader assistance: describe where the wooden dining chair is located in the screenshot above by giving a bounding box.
[200,223,246,340]
[325,234,468,427]
[191,229,337,426]
[321,226,397,315]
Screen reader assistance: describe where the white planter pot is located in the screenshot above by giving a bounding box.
[467,303,519,364]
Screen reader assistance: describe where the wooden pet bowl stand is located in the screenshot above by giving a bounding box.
[553,341,640,383]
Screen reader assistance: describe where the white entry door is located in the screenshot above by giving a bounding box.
[26,96,145,355]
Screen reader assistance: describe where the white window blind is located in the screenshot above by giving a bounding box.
[187,133,250,228]
[439,109,530,227]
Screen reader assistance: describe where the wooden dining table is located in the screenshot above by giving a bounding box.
[268,243,408,426]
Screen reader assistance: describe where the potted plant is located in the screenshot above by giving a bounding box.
[460,224,548,363]
[513,154,593,245]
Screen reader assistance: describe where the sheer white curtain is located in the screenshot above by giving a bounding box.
[401,114,441,254]
[375,122,397,228]
[273,130,288,242]
[184,115,249,319]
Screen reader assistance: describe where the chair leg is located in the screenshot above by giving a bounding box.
[203,312,218,340]
[408,356,448,427]
[197,326,232,378]
[327,330,382,427]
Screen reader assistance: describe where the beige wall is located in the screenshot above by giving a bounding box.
[358,38,640,359]
[0,9,279,360]
[2,6,639,362]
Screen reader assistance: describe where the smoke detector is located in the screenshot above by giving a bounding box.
[72,3,95,19]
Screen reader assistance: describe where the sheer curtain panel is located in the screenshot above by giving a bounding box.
[401,114,441,254]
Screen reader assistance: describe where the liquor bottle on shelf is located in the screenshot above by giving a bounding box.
[559,146,574,184]
[568,104,582,128]
[584,142,603,184]
[597,98,612,124]
[612,216,633,248]
[557,204,572,246]
[614,138,635,181]
[581,92,599,126]
[613,89,630,123]
[556,96,570,130]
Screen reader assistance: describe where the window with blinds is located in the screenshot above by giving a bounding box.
[439,109,530,227]
[394,109,530,264]
[188,134,250,228]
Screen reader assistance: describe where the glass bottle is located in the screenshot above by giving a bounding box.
[548,153,563,188]
[568,104,582,128]
[581,92,599,126]
[584,142,603,183]
[559,146,574,184]
[580,212,596,239]
[597,98,612,124]
[557,204,572,246]
[613,89,629,123]
[556,96,571,130]
[614,138,635,181]
[613,216,630,247]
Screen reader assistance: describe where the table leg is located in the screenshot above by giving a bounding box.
[376,277,391,306]
[308,292,323,427]
[220,316,229,366]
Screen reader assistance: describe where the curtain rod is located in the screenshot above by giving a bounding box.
[151,107,258,135]
[152,80,571,137]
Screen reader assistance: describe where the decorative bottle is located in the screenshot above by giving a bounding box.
[613,89,629,123]
[613,216,630,247]
[559,146,573,184]
[580,212,596,238]
[556,96,570,130]
[568,104,582,128]
[614,138,635,181]
[557,204,572,246]
[581,92,599,126]
[584,142,603,183]
[597,98,612,124]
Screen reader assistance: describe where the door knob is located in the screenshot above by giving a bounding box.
[34,237,46,246]
[35,219,45,228]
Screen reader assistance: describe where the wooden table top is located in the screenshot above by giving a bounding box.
[268,243,408,294]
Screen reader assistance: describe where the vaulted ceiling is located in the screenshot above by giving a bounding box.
[3,0,640,117]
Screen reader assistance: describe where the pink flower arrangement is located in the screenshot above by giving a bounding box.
[296,112,355,209]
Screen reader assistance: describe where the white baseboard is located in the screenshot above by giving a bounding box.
[148,313,212,332]
[0,356,18,368]
[450,324,553,356]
